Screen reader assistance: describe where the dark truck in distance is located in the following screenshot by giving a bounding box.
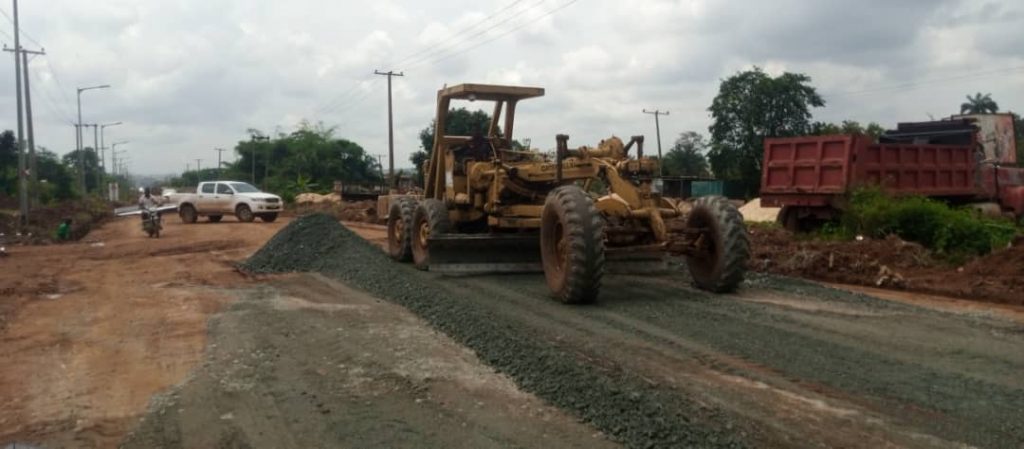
[174,181,283,223]
[761,114,1024,231]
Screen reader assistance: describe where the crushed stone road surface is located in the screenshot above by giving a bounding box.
[241,214,1024,449]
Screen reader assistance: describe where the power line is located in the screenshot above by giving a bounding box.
[405,0,581,70]
[829,65,1024,98]
[29,60,76,124]
[0,5,42,48]
[311,0,539,119]
[389,0,538,68]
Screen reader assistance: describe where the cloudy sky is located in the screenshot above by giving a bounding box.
[1,0,1022,176]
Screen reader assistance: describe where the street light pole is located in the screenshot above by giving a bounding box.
[111,141,128,176]
[99,121,122,172]
[76,84,110,193]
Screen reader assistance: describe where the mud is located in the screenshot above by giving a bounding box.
[749,226,1024,306]
[243,214,1024,448]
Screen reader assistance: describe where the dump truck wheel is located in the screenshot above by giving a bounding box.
[179,205,197,224]
[387,198,416,262]
[412,199,450,270]
[686,195,749,293]
[541,185,605,304]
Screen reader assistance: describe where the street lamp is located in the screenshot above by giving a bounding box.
[111,140,129,176]
[99,121,122,171]
[76,84,110,193]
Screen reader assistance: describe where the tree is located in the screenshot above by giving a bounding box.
[961,92,999,114]
[411,107,494,185]
[216,123,381,200]
[662,132,710,177]
[35,149,75,202]
[707,68,824,196]
[810,120,885,141]
[62,148,102,194]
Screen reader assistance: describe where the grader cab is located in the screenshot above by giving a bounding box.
[387,83,749,303]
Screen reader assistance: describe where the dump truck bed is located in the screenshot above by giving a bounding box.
[760,134,978,207]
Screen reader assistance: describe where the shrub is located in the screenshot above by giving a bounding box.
[842,188,1017,257]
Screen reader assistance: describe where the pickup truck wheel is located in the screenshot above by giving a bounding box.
[236,204,255,222]
[179,205,198,224]
[208,215,223,223]
[259,213,278,223]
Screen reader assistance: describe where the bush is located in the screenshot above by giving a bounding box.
[842,188,1018,257]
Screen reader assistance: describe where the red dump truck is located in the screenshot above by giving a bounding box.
[760,114,1024,230]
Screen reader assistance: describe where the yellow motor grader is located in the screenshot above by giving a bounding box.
[387,83,749,303]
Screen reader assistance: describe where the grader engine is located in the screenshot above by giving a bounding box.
[387,83,749,303]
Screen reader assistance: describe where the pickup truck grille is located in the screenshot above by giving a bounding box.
[265,198,280,204]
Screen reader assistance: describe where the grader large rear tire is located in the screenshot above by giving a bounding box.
[412,199,450,270]
[685,195,749,293]
[540,185,605,304]
[387,198,416,262]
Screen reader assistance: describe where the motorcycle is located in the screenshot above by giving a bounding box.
[141,207,163,238]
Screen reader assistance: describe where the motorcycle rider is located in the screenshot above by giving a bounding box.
[138,187,163,221]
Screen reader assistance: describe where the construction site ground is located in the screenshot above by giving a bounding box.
[1,213,1023,448]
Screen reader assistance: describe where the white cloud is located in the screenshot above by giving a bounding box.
[0,0,1021,176]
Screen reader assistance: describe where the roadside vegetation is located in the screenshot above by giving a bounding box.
[829,188,1019,259]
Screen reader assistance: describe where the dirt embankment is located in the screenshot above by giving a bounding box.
[289,199,379,223]
[0,196,114,244]
[748,226,1024,306]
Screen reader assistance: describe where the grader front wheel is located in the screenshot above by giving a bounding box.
[412,199,451,270]
[540,185,606,304]
[685,196,749,293]
[387,198,416,262]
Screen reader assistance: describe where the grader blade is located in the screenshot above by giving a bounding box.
[606,245,669,274]
[427,234,543,274]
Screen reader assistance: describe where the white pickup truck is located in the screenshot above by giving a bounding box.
[176,181,283,223]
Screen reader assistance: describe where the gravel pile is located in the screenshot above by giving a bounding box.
[242,214,745,449]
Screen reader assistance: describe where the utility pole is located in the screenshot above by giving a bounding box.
[375,154,386,192]
[213,148,226,179]
[77,84,111,193]
[374,69,404,187]
[195,159,202,181]
[9,0,28,225]
[642,109,670,176]
[250,134,268,184]
[84,124,102,189]
[99,121,122,172]
[111,141,128,176]
[5,43,45,210]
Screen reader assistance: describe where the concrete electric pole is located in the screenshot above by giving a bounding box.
[76,84,110,193]
[195,158,202,181]
[213,147,226,179]
[642,109,670,176]
[9,0,28,225]
[4,42,45,211]
[374,70,404,188]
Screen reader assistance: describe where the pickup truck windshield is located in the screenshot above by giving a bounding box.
[229,182,261,193]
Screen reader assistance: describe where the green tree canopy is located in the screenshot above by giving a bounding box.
[662,131,711,178]
[62,148,102,193]
[411,107,495,185]
[810,120,885,141]
[184,123,381,201]
[707,67,824,195]
[961,92,999,114]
